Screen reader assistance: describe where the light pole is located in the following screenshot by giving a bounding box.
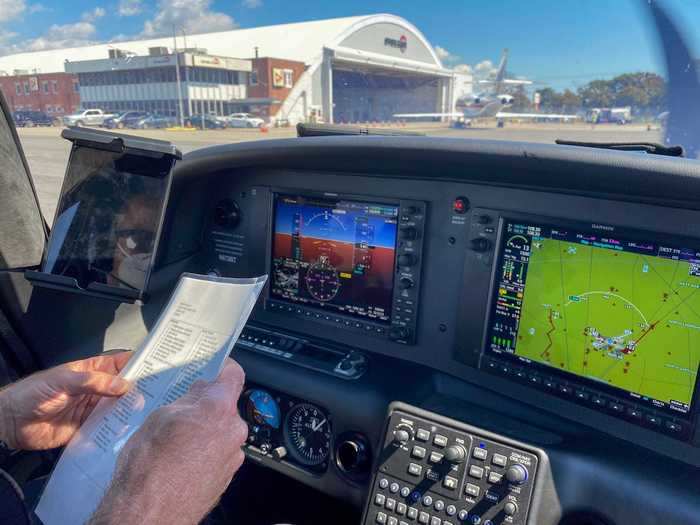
[172,25,185,127]
[174,25,192,117]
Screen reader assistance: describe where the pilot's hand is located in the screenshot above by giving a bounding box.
[89,358,247,525]
[0,352,132,450]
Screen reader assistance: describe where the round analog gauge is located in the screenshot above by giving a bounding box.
[284,403,332,466]
[305,258,341,302]
[244,389,281,429]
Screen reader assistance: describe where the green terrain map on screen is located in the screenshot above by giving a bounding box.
[515,238,700,408]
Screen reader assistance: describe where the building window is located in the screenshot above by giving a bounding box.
[250,69,258,86]
[46,106,53,113]
[15,83,20,95]
[51,80,58,93]
[73,82,79,92]
[284,69,293,88]
[42,81,49,93]
[23,81,29,94]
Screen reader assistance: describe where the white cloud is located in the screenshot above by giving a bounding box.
[475,59,497,77]
[82,7,106,23]
[0,0,26,22]
[142,0,237,37]
[434,45,460,66]
[242,0,262,7]
[27,3,49,14]
[12,22,97,52]
[453,64,472,74]
[118,0,142,16]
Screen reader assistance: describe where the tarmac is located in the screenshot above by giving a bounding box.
[16,122,663,221]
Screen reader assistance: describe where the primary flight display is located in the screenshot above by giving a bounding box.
[271,194,398,323]
[486,220,700,415]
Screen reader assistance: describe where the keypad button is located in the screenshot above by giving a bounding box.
[388,518,399,525]
[433,434,448,447]
[379,478,390,489]
[492,454,507,467]
[488,472,503,484]
[472,447,488,460]
[446,505,457,516]
[418,512,430,524]
[422,495,433,506]
[390,482,400,493]
[396,502,407,516]
[407,507,419,520]
[458,510,469,521]
[376,512,388,524]
[412,446,427,459]
[468,465,484,479]
[434,500,445,512]
[400,486,411,498]
[416,429,431,441]
[430,517,441,525]
[429,451,444,464]
[408,463,423,477]
[375,493,386,506]
[465,483,480,497]
[386,498,396,511]
[443,476,458,490]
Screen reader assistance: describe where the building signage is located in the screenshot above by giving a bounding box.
[272,68,285,87]
[384,34,407,53]
[29,77,38,91]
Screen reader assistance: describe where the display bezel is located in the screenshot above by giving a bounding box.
[480,213,700,423]
[266,189,401,326]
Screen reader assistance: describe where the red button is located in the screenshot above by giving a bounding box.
[453,197,469,214]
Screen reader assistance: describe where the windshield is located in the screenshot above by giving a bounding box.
[0,0,695,218]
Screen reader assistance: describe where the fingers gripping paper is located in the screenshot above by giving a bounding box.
[35,273,267,525]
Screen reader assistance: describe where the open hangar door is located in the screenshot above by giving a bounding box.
[332,64,444,124]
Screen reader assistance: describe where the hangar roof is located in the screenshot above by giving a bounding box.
[0,14,443,75]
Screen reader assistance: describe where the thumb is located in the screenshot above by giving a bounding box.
[54,370,132,397]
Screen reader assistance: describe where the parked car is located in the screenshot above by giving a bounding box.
[227,112,265,128]
[130,114,178,129]
[103,111,150,129]
[13,110,54,127]
[185,114,227,129]
[62,108,116,127]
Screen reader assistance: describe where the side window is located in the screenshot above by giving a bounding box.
[284,69,293,88]
[23,82,29,94]
[250,69,258,86]
[51,80,58,93]
[42,81,49,93]
[14,83,20,95]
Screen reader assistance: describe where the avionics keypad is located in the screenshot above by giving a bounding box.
[362,403,542,525]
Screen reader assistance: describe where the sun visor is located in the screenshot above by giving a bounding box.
[25,127,181,303]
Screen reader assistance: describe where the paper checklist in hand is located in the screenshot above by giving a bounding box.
[35,273,267,525]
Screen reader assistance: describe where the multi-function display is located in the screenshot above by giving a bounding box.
[271,194,399,323]
[485,219,700,416]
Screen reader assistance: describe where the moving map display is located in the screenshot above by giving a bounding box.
[485,219,700,415]
[271,194,398,322]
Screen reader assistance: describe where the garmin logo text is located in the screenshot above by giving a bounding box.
[384,35,408,53]
[591,223,615,231]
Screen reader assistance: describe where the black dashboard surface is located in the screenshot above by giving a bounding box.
[15,136,700,525]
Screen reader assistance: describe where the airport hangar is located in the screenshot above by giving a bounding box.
[0,14,462,124]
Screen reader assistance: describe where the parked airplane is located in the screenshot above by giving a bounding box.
[395,49,579,126]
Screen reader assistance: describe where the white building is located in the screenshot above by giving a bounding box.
[0,14,460,123]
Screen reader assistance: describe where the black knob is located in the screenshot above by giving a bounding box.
[400,226,418,240]
[393,425,412,444]
[505,464,528,485]
[389,327,410,341]
[443,444,467,464]
[503,502,518,516]
[214,199,241,228]
[398,254,417,267]
[336,438,370,474]
[470,237,491,252]
[399,277,414,290]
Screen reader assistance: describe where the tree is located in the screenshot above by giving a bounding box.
[510,84,531,111]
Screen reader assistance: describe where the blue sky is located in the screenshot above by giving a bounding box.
[1,0,699,90]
